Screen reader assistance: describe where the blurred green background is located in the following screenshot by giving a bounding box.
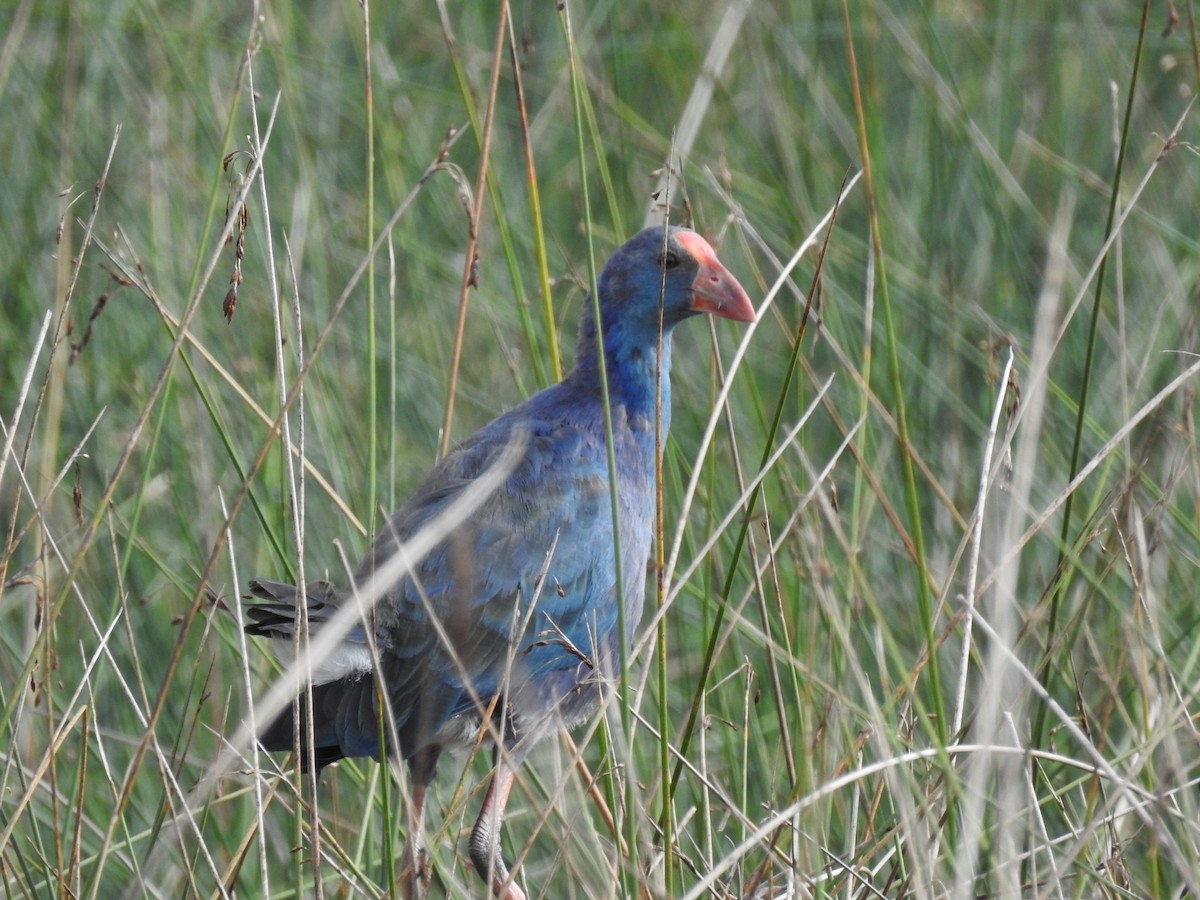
[3,1,1199,897]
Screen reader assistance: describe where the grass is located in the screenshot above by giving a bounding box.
[4,0,1200,897]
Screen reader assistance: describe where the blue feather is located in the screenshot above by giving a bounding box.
[243,225,754,896]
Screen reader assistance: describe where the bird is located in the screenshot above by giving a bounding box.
[243,224,755,899]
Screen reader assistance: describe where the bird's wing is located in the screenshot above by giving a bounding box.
[359,398,646,743]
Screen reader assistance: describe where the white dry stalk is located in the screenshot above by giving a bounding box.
[72,85,278,895]
[134,74,473,900]
[1007,98,1196,454]
[638,377,833,664]
[0,311,51,499]
[951,344,1015,737]
[673,414,863,680]
[653,416,862,689]
[1005,711,1064,900]
[951,192,1074,900]
[664,171,863,590]
[243,54,325,894]
[682,741,1170,900]
[642,0,753,227]
[978,340,1200,603]
[222,486,270,890]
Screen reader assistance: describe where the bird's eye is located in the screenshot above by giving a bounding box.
[658,251,680,270]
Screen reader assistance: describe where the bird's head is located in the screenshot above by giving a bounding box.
[567,226,755,404]
[594,226,756,339]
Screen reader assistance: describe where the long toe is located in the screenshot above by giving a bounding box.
[469,820,523,900]
[400,780,431,900]
[495,879,527,900]
[398,841,429,900]
[469,763,525,899]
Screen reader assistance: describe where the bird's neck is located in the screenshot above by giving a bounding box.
[569,325,674,438]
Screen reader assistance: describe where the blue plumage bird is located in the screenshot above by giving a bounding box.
[244,225,754,899]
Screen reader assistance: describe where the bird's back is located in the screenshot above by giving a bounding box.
[246,381,661,771]
[356,379,658,760]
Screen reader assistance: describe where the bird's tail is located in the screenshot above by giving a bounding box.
[244,578,380,771]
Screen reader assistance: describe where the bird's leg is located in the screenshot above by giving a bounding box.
[469,760,526,900]
[399,780,430,900]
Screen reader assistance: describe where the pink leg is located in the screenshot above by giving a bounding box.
[400,781,430,900]
[469,762,527,900]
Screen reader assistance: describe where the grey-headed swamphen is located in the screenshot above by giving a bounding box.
[244,225,755,899]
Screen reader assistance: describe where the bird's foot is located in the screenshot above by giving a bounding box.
[470,817,525,900]
[492,876,527,900]
[398,841,430,900]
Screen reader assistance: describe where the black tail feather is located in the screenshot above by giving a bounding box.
[244,578,380,772]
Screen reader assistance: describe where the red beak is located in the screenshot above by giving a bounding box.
[676,230,756,323]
